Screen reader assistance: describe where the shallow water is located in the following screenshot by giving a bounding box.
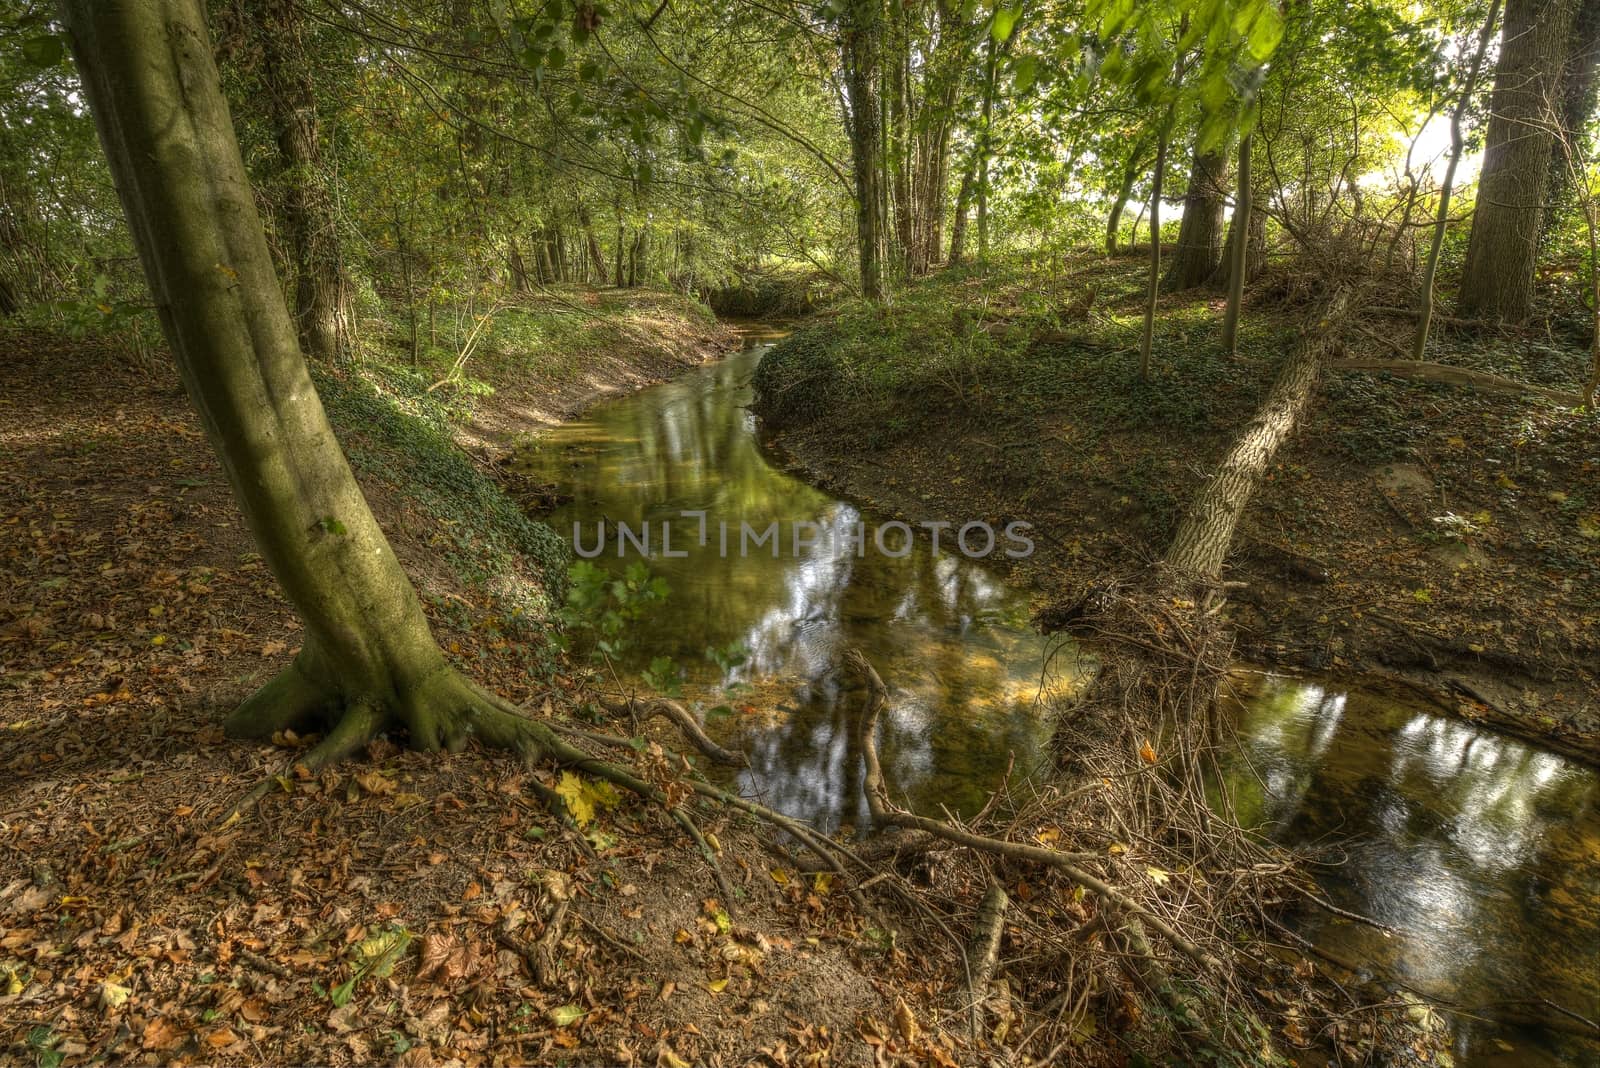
[1222,676,1600,1066]
[517,332,1600,1063]
[517,338,1076,829]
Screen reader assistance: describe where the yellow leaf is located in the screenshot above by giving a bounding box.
[769,868,790,886]
[1034,827,1061,845]
[812,872,833,895]
[1138,739,1158,764]
[706,978,729,994]
[99,980,131,1008]
[548,1004,587,1027]
[1145,866,1170,886]
[555,771,596,826]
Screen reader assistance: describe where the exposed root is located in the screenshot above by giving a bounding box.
[847,648,1221,973]
[600,692,747,766]
[223,658,332,739]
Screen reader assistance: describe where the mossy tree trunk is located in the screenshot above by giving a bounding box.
[252,0,348,363]
[61,0,551,765]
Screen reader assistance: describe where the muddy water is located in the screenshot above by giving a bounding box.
[517,333,1600,1064]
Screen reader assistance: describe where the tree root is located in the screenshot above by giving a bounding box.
[1329,357,1585,405]
[599,692,746,766]
[223,658,333,740]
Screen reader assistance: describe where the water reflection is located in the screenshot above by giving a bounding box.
[516,336,1600,1065]
[516,338,1074,830]
[1222,676,1600,1067]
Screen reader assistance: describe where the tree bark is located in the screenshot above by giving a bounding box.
[1458,0,1580,321]
[843,0,886,300]
[1162,143,1230,292]
[1166,291,1349,585]
[1548,0,1600,226]
[1221,135,1253,355]
[61,0,553,762]
[250,0,347,363]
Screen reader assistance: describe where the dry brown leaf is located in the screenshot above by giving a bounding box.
[141,1016,184,1052]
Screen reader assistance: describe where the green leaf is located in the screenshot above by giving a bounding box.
[990,7,1020,43]
[22,35,64,67]
[330,978,356,1007]
[1011,55,1037,94]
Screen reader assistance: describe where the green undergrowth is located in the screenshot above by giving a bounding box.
[316,361,570,628]
[753,255,1294,447]
[370,285,718,405]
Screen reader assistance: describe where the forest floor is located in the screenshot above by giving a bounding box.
[0,292,972,1068]
[752,252,1600,760]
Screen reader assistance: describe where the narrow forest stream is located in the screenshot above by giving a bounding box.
[517,332,1600,1067]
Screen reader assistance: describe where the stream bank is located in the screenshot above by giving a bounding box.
[749,256,1600,760]
[513,325,1600,1067]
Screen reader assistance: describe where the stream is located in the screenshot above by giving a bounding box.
[516,331,1600,1066]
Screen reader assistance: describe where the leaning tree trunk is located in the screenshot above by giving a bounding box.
[1105,137,1150,257]
[60,0,558,771]
[254,0,347,363]
[1458,0,1580,322]
[1162,143,1230,291]
[1165,289,1350,588]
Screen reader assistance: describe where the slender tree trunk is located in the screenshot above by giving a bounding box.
[843,0,886,300]
[1105,140,1149,256]
[251,0,346,363]
[1417,0,1502,358]
[579,206,606,284]
[60,0,554,762]
[1162,143,1230,291]
[508,241,532,294]
[1221,135,1253,355]
[1458,0,1580,321]
[976,31,997,264]
[1139,128,1170,380]
[949,159,974,264]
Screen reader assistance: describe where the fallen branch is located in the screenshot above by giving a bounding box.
[962,880,1009,1041]
[845,650,1220,973]
[1329,359,1583,405]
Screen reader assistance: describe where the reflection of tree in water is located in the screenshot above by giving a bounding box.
[1225,679,1600,1059]
[520,344,1060,832]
